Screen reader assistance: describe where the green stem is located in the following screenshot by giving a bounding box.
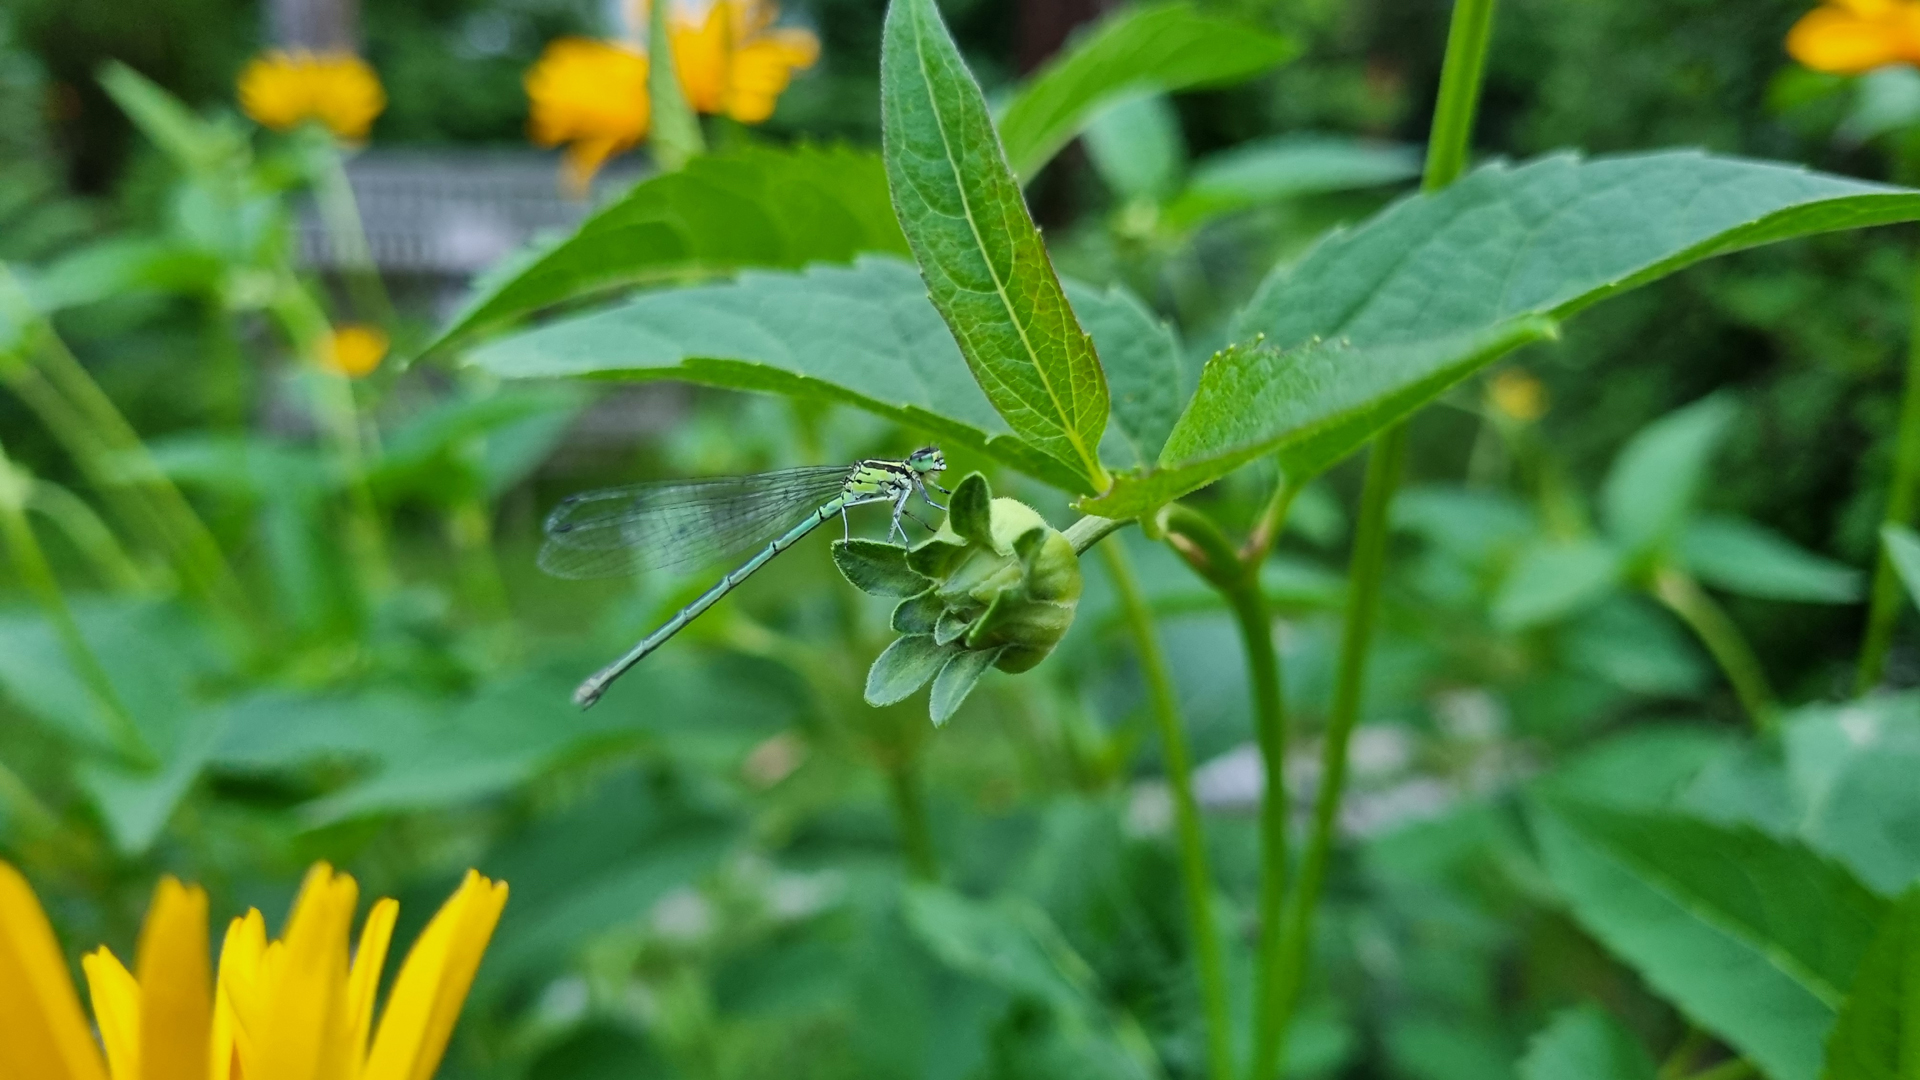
[1422,0,1500,192]
[886,758,939,880]
[0,445,149,765]
[25,479,147,591]
[1162,504,1291,1080]
[1101,541,1232,1080]
[309,137,397,329]
[1652,566,1777,732]
[1268,426,1407,1072]
[1067,514,1131,553]
[647,0,706,171]
[1857,260,1920,693]
[0,267,252,623]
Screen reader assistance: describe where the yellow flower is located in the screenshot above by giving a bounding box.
[237,50,387,141]
[525,37,652,194]
[1488,368,1549,423]
[1788,0,1920,73]
[669,0,820,123]
[0,860,507,1080]
[322,324,390,378]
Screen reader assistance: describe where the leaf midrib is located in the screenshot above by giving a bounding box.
[906,0,1095,478]
[1580,817,1852,1008]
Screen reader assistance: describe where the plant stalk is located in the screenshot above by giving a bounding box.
[1260,0,1498,1067]
[886,758,939,881]
[1857,259,1920,692]
[1162,504,1291,1080]
[1652,566,1777,732]
[1102,541,1232,1080]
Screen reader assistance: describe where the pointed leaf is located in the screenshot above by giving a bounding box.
[1494,538,1625,630]
[1533,798,1886,1080]
[1088,153,1920,517]
[882,0,1110,489]
[946,472,993,547]
[996,1,1296,183]
[1603,396,1739,554]
[865,634,958,705]
[934,607,972,646]
[832,538,927,596]
[1822,886,1920,1080]
[1165,135,1422,227]
[1082,93,1185,201]
[1679,516,1862,604]
[930,647,1001,725]
[433,147,908,351]
[1520,1007,1659,1080]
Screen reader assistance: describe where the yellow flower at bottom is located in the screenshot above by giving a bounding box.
[322,324,390,378]
[1788,0,1920,73]
[525,37,652,193]
[0,860,508,1080]
[238,50,387,141]
[670,0,820,123]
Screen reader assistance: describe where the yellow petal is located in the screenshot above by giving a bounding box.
[724,31,817,122]
[0,863,109,1080]
[1787,2,1920,72]
[322,324,390,379]
[346,898,399,1071]
[524,37,651,188]
[135,877,211,1080]
[213,911,269,1080]
[256,864,357,1080]
[671,3,734,114]
[362,871,508,1080]
[82,947,140,1080]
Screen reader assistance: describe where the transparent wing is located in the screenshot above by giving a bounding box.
[538,464,855,580]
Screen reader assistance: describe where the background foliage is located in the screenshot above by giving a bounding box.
[4,0,1920,1078]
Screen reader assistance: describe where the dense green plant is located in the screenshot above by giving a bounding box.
[9,0,1920,1078]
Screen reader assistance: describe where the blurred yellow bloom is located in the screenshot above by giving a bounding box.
[670,0,820,123]
[525,37,653,194]
[237,50,387,141]
[323,323,390,378]
[0,860,507,1080]
[1488,368,1549,423]
[1788,0,1920,73]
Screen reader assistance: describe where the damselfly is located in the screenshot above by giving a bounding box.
[541,446,950,707]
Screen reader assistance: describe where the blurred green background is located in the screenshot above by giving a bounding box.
[1,0,1915,1076]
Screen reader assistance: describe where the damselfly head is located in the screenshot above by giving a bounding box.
[908,446,946,475]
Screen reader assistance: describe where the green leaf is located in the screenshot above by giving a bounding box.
[866,634,958,705]
[1082,93,1185,201]
[882,0,1111,490]
[1519,1007,1659,1080]
[1089,153,1920,517]
[1679,516,1863,604]
[467,258,1081,491]
[946,472,993,547]
[1066,280,1186,468]
[996,1,1296,183]
[892,591,945,634]
[1493,538,1625,630]
[1603,396,1739,555]
[1783,698,1920,895]
[1881,523,1920,611]
[1822,886,1920,1080]
[1533,798,1887,1080]
[833,538,928,596]
[99,62,245,175]
[1085,320,1556,517]
[432,146,908,351]
[930,646,1001,725]
[1165,135,1422,228]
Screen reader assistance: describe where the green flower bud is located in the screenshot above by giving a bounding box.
[831,472,1082,725]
